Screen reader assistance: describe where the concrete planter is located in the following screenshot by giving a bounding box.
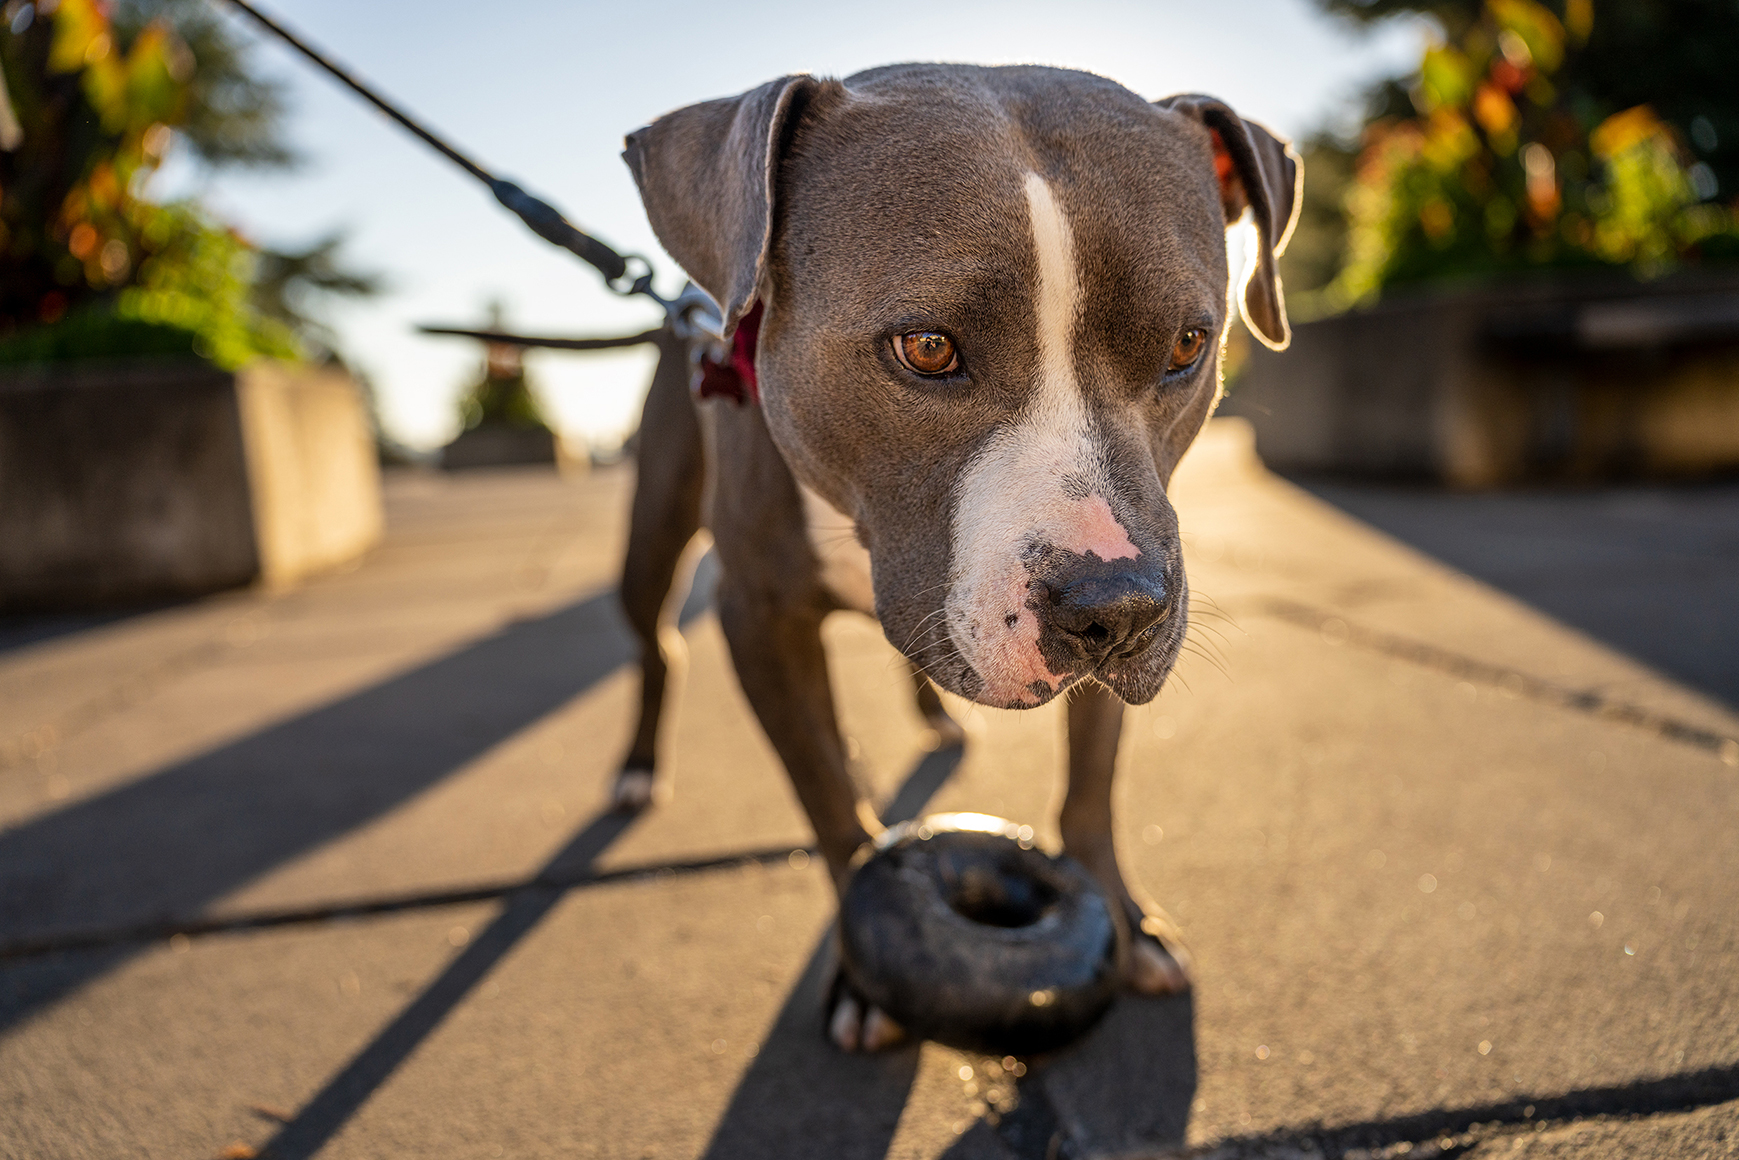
[439,424,559,471]
[1221,274,1739,486]
[0,358,383,612]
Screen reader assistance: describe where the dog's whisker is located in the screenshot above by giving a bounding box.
[1184,617,1241,648]
[905,608,950,642]
[895,578,958,604]
[1180,651,1231,683]
[1185,594,1245,635]
[1182,612,1238,640]
[1187,610,1241,633]
[1182,625,1230,660]
[897,607,953,658]
[1178,640,1232,682]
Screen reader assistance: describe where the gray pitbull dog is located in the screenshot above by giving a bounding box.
[615,63,1298,1052]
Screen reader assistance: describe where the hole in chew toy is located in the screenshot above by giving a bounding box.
[839,813,1118,1054]
[939,849,1059,928]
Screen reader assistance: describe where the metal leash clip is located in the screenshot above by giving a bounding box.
[608,254,658,300]
[662,283,731,399]
[663,282,724,346]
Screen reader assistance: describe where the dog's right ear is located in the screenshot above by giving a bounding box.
[624,75,837,333]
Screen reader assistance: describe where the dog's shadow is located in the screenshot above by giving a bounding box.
[699,743,1197,1160]
[701,958,1196,1160]
[699,929,923,1160]
[967,991,1198,1160]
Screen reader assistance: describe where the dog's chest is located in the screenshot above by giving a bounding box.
[799,484,876,615]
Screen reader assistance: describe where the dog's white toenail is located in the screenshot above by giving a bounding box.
[861,1006,907,1051]
[612,770,655,811]
[1129,939,1190,995]
[830,996,863,1052]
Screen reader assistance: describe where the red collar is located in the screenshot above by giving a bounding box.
[695,301,763,405]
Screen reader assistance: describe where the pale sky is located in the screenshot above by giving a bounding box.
[162,0,1428,453]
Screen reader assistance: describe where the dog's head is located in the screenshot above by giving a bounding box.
[626,64,1298,709]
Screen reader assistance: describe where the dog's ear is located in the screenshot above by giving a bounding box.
[1156,95,1303,350]
[624,75,837,333]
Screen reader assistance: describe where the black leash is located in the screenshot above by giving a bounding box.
[218,0,656,300]
[416,325,661,352]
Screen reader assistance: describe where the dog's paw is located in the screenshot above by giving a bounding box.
[610,768,657,813]
[1126,908,1192,996]
[828,992,908,1053]
[825,971,908,1052]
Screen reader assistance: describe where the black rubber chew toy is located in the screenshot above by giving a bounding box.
[840,813,1119,1054]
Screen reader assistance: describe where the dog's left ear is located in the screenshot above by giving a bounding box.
[1156,95,1303,350]
[624,75,841,334]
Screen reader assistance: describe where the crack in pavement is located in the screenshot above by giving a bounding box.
[1257,598,1739,763]
[0,842,821,962]
[1157,1063,1739,1159]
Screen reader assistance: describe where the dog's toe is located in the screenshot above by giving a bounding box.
[826,980,908,1053]
[1129,935,1191,995]
[1127,911,1192,995]
[828,993,864,1052]
[611,769,656,813]
[860,1005,908,1051]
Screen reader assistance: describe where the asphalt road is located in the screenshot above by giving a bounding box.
[1,420,1734,1159]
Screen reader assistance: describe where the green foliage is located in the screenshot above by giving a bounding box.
[113,0,294,170]
[252,231,383,361]
[1321,0,1739,199]
[1276,133,1360,304]
[459,368,550,432]
[456,303,550,431]
[0,309,194,363]
[117,199,300,367]
[1316,0,1738,307]
[0,197,301,368]
[0,0,307,365]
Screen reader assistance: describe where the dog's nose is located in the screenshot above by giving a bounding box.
[1046,574,1172,665]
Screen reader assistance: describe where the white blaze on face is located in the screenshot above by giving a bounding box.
[944,173,1141,707]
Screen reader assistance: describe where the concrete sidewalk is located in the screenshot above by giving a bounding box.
[1,421,1735,1160]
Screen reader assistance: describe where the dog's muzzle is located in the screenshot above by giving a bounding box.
[1041,572,1173,668]
[1026,559,1183,704]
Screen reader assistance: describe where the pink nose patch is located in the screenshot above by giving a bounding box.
[1065,495,1138,562]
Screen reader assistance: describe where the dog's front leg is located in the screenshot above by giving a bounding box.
[716,585,875,888]
[1062,682,1192,995]
[714,583,905,1050]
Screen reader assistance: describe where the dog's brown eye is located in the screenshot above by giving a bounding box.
[1168,327,1208,372]
[893,332,959,376]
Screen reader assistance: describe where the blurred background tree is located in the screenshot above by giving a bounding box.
[456,300,551,434]
[251,229,382,363]
[1280,0,1739,312]
[112,0,293,169]
[0,0,374,365]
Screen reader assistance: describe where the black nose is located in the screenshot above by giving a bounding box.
[1046,574,1172,665]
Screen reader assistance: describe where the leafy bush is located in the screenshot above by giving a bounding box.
[0,0,302,365]
[1307,0,1738,309]
[0,309,195,364]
